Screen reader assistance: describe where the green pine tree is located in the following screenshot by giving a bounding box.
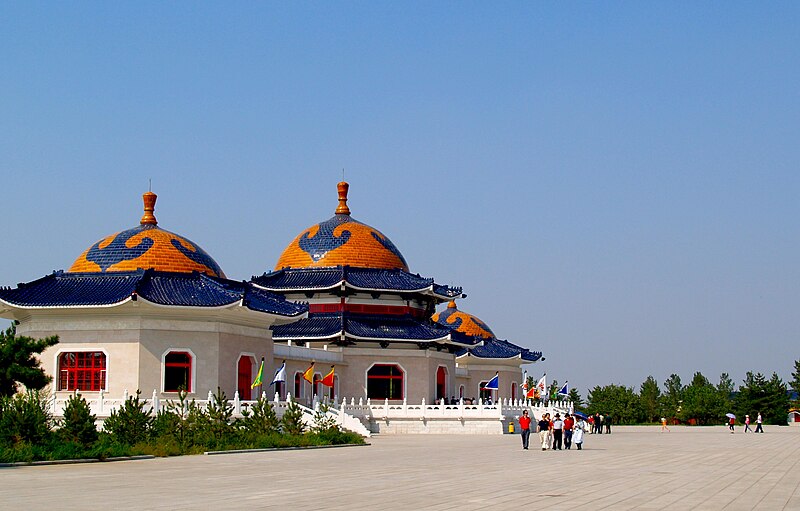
[59,393,98,445]
[281,400,306,435]
[0,323,59,397]
[639,376,661,423]
[103,390,154,445]
[241,395,280,436]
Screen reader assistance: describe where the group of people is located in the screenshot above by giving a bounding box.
[518,410,586,451]
[733,413,764,433]
[587,412,611,434]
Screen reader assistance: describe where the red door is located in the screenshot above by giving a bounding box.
[436,367,447,401]
[237,357,253,400]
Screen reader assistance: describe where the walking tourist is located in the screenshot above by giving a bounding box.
[573,416,586,450]
[519,410,532,450]
[563,413,574,449]
[538,413,551,451]
[588,414,595,433]
[604,413,612,434]
[661,417,670,432]
[729,416,735,433]
[744,415,752,433]
[552,413,564,450]
[755,413,763,433]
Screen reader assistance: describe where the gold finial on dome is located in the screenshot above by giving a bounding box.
[335,181,351,215]
[140,191,158,225]
[447,300,457,309]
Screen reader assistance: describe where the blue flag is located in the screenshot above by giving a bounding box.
[269,361,286,386]
[482,372,499,390]
[557,381,569,396]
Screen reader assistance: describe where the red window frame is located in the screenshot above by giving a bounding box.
[58,351,106,391]
[367,364,404,400]
[164,351,192,392]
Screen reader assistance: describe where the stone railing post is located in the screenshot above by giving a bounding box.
[421,398,426,420]
[123,388,129,401]
[383,398,389,419]
[152,389,159,414]
[98,388,105,415]
[233,391,241,415]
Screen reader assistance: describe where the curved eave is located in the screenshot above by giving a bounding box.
[344,332,453,344]
[456,352,523,362]
[253,280,463,300]
[136,296,308,321]
[0,295,134,310]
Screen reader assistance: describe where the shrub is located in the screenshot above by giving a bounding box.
[103,390,154,445]
[59,393,98,445]
[280,400,306,435]
[0,389,53,447]
[240,395,280,436]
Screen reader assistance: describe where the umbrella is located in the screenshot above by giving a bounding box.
[573,411,589,419]
[726,413,736,419]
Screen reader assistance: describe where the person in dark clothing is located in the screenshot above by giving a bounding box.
[538,414,551,451]
[604,414,611,434]
[552,413,564,450]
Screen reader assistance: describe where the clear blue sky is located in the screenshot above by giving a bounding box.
[2,3,798,396]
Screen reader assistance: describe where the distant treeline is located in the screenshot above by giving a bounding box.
[562,360,800,426]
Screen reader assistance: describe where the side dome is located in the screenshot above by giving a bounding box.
[275,182,409,271]
[432,301,495,340]
[68,192,226,278]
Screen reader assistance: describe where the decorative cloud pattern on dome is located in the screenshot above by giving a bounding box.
[276,214,409,271]
[85,230,154,271]
[432,306,496,339]
[298,216,352,262]
[69,225,225,277]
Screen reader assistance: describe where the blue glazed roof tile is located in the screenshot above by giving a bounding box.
[455,338,543,362]
[252,266,462,299]
[0,270,306,317]
[271,312,479,346]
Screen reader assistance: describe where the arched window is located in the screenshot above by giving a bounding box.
[294,372,304,399]
[58,352,106,391]
[367,364,404,400]
[511,382,517,401]
[479,382,492,402]
[459,385,465,399]
[329,375,338,400]
[164,351,192,392]
[313,373,322,398]
[275,381,286,400]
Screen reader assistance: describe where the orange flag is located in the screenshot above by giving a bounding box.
[303,362,314,383]
[321,366,335,387]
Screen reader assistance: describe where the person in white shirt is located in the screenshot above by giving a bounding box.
[552,413,564,450]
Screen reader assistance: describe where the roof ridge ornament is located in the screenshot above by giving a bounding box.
[335,181,351,215]
[140,191,158,226]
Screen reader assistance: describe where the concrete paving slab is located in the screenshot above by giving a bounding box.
[0,426,798,510]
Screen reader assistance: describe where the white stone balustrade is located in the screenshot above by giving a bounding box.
[47,390,570,436]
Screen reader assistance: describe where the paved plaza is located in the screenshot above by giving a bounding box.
[1,426,799,510]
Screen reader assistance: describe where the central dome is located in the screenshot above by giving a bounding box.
[275,182,409,271]
[68,192,225,278]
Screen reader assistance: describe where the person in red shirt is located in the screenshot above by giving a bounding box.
[518,410,532,450]
[563,414,575,450]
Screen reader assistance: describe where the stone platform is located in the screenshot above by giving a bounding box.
[0,426,798,510]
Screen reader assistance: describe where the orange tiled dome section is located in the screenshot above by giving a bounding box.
[432,301,495,339]
[68,192,226,278]
[275,182,409,271]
